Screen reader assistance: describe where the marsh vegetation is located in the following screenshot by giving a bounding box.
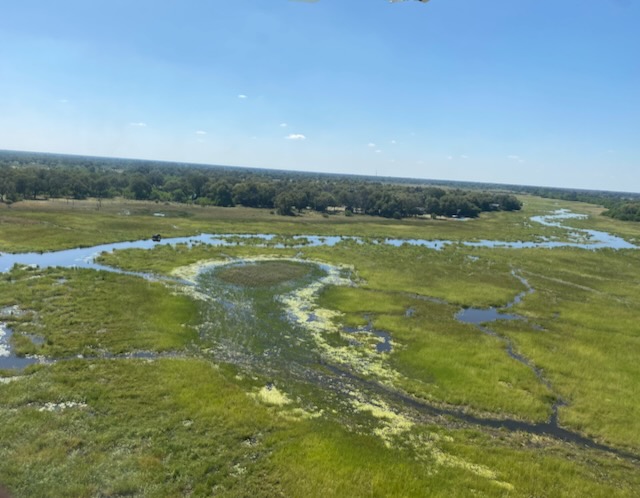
[215,261,315,287]
[1,194,639,497]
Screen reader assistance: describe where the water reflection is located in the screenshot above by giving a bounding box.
[455,307,520,324]
[343,321,393,353]
[0,323,39,370]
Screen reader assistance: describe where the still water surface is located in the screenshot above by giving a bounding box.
[0,210,635,273]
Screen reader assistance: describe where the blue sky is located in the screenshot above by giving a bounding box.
[1,0,638,192]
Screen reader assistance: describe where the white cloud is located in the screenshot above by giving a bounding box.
[460,154,469,159]
[368,142,376,148]
[195,130,207,135]
[375,149,382,154]
[507,154,520,160]
[238,94,248,99]
[58,99,69,104]
[390,140,397,145]
[280,123,288,128]
[285,133,306,140]
[447,155,453,160]
[129,122,147,127]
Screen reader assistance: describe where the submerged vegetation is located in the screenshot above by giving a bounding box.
[1,192,640,497]
[0,266,198,359]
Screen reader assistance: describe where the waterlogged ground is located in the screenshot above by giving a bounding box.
[1,198,640,497]
[0,208,636,274]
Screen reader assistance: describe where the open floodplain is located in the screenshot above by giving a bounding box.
[1,196,639,497]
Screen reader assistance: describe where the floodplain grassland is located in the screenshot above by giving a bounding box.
[318,285,554,421]
[0,266,198,359]
[1,195,640,497]
[4,358,636,497]
[489,247,640,450]
[0,194,603,253]
[216,260,314,287]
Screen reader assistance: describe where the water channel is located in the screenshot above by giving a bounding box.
[0,210,638,460]
[2,208,632,370]
[0,209,636,274]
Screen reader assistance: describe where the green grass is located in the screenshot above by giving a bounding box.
[319,278,552,422]
[1,359,639,497]
[310,242,522,307]
[1,196,640,496]
[0,266,198,357]
[216,261,314,287]
[63,198,640,445]
[486,248,640,449]
[0,359,287,497]
[97,242,297,276]
[5,194,636,254]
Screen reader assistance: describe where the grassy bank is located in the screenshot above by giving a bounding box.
[4,195,638,254]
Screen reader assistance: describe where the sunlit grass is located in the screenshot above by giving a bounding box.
[3,194,629,254]
[0,266,198,357]
[0,359,289,497]
[217,261,314,287]
[319,285,552,421]
[483,247,640,449]
[1,196,640,496]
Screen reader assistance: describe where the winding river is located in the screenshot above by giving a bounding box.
[1,209,638,461]
[0,209,636,274]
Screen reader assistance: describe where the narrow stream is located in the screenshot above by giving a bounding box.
[455,273,560,405]
[445,270,630,462]
[324,363,638,461]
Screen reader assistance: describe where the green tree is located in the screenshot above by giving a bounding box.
[274,192,296,216]
[129,175,152,200]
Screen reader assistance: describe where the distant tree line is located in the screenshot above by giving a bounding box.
[602,202,640,222]
[509,185,640,223]
[512,186,631,209]
[0,150,522,219]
